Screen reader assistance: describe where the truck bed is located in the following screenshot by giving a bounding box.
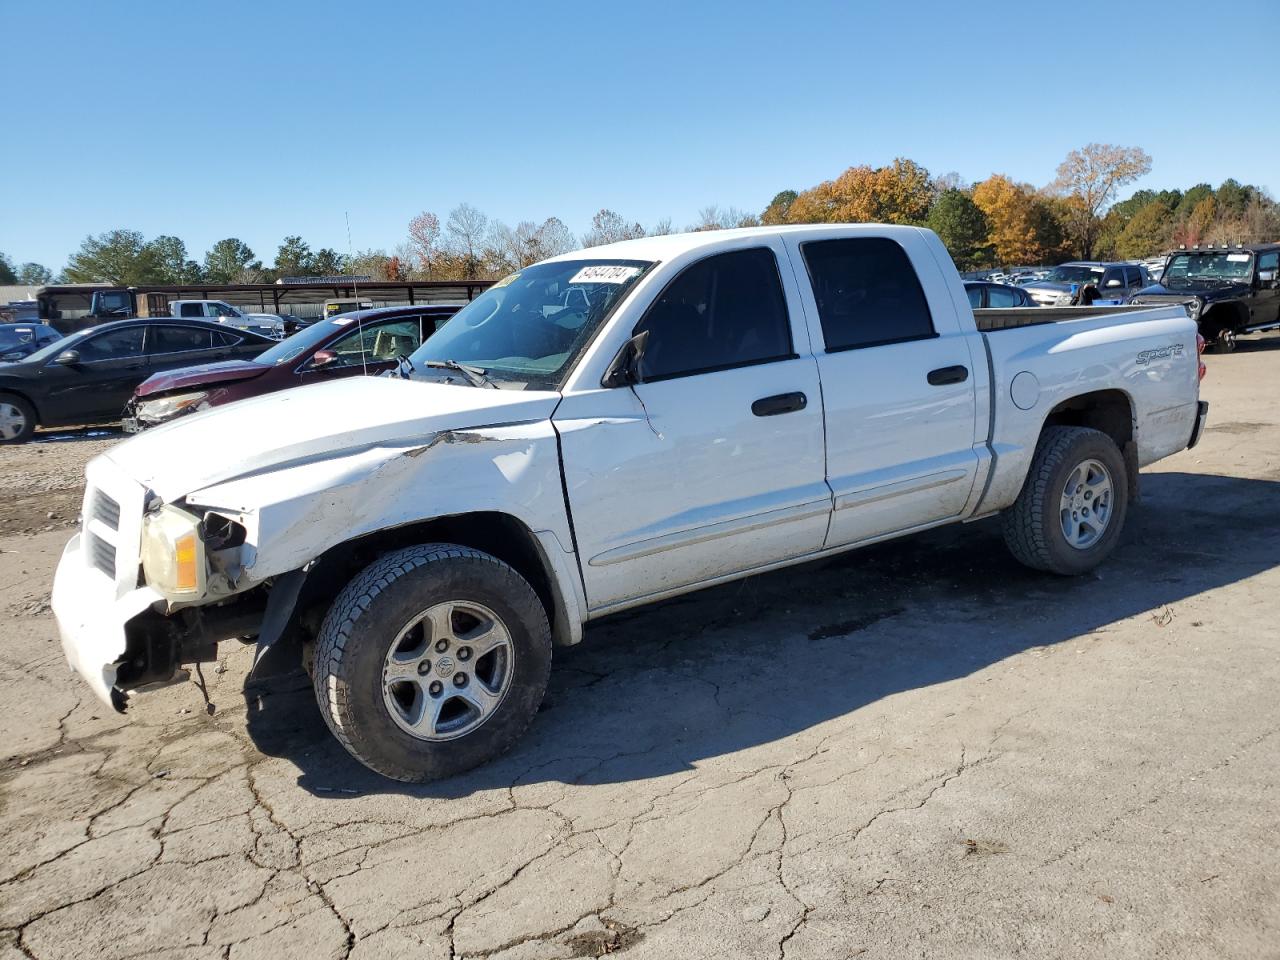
[974,304,1181,332]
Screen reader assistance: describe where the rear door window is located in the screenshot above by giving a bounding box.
[632,247,794,381]
[987,285,1021,307]
[800,238,936,351]
[151,326,214,354]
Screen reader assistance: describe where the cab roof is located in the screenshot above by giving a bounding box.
[543,224,930,265]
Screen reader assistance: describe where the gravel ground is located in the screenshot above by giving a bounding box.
[0,428,121,537]
[0,338,1277,960]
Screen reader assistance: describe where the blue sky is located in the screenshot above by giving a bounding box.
[3,0,1276,271]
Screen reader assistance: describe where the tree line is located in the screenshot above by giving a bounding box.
[5,143,1278,288]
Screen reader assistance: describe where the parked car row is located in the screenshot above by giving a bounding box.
[0,306,461,443]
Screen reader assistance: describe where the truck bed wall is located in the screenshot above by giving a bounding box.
[976,306,1200,513]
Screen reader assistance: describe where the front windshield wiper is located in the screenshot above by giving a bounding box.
[423,359,499,388]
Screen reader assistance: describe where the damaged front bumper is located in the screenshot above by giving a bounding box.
[53,532,270,712]
[52,533,166,710]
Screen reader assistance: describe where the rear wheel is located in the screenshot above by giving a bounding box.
[312,544,552,782]
[1210,327,1237,354]
[1002,426,1129,575]
[0,394,36,444]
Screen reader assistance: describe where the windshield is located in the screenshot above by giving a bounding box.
[1162,251,1254,285]
[0,328,39,352]
[254,317,347,364]
[408,259,653,389]
[1044,265,1105,284]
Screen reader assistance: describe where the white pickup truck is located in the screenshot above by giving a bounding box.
[169,300,285,339]
[52,225,1208,781]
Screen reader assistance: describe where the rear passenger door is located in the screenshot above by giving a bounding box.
[555,245,829,611]
[783,234,982,548]
[147,325,225,375]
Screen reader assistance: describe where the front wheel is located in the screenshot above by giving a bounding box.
[1002,426,1129,576]
[313,544,552,782]
[1210,328,1237,354]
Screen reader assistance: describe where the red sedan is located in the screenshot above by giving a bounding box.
[125,305,460,430]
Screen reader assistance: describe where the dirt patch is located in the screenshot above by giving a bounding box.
[0,429,120,535]
[1206,421,1269,435]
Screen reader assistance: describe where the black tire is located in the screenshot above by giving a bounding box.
[313,543,552,782]
[1002,426,1129,576]
[1210,328,1237,354]
[0,393,36,444]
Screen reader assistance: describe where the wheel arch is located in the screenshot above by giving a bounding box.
[1039,388,1139,499]
[1201,301,1248,337]
[299,511,582,651]
[0,386,42,425]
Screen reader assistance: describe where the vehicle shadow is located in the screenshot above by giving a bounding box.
[243,469,1280,798]
[1234,332,1280,352]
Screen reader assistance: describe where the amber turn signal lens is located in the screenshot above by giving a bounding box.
[174,532,198,592]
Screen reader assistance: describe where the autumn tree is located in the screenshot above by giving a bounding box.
[1049,143,1152,258]
[581,209,645,247]
[785,158,933,225]
[203,238,259,283]
[972,176,1041,264]
[445,203,489,277]
[407,211,441,277]
[760,190,797,225]
[691,205,759,231]
[926,190,991,270]
[1114,200,1176,259]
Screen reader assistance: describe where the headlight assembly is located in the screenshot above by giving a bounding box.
[1186,298,1202,319]
[141,505,206,598]
[136,391,209,424]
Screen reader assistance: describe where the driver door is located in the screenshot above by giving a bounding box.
[554,245,830,612]
[42,326,147,424]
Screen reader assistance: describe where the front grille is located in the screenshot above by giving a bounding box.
[87,532,117,578]
[92,490,121,530]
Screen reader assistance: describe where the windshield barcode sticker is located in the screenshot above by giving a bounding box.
[569,265,641,285]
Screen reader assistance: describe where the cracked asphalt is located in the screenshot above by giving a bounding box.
[2,339,1279,960]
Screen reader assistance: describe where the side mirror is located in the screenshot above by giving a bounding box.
[54,349,81,365]
[1259,268,1277,285]
[602,331,649,388]
[310,349,338,369]
[1104,278,1123,288]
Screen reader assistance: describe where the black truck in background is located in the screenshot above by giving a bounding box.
[1129,244,1280,352]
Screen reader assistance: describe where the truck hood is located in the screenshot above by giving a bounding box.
[135,359,272,397]
[1132,281,1249,302]
[104,375,561,500]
